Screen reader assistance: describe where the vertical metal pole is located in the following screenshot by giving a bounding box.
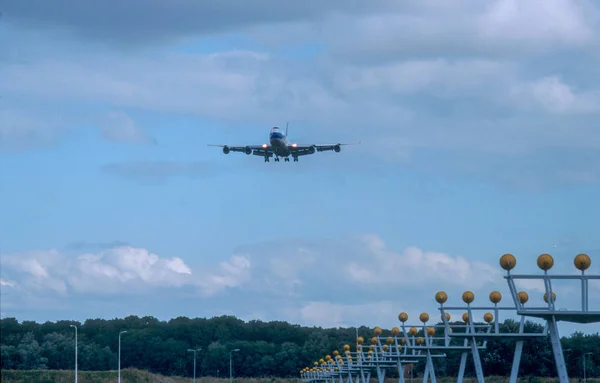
[70,325,78,383]
[118,331,127,383]
[230,349,239,383]
[583,352,592,383]
[193,350,197,383]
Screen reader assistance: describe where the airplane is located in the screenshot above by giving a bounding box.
[208,124,360,162]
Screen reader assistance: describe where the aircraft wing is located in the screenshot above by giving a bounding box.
[208,144,273,156]
[289,142,361,156]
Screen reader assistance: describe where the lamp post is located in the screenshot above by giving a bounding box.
[583,352,593,383]
[187,347,202,383]
[229,348,239,383]
[69,325,78,383]
[118,331,127,383]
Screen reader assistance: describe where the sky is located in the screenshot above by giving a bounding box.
[1,0,600,338]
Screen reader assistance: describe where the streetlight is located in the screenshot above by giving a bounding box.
[118,331,127,383]
[583,352,593,383]
[187,347,202,383]
[229,348,239,383]
[69,325,78,383]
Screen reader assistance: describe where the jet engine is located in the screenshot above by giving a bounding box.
[223,146,230,154]
[308,145,316,154]
[245,146,252,155]
[334,144,341,153]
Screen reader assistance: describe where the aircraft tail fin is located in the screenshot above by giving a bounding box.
[285,122,289,137]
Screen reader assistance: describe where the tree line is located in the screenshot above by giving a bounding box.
[1,315,598,379]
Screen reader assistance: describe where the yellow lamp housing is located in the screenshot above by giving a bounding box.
[462,313,469,323]
[483,312,494,323]
[518,291,529,304]
[489,291,502,304]
[537,254,554,271]
[544,291,557,303]
[574,253,591,271]
[462,291,475,304]
[499,253,516,271]
[435,291,448,304]
[398,312,408,322]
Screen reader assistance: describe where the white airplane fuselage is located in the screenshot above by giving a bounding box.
[269,128,292,157]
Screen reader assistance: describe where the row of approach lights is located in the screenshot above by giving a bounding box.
[300,252,593,375]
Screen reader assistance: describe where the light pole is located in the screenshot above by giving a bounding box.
[229,348,239,383]
[583,352,593,383]
[118,330,127,383]
[187,347,202,383]
[69,325,78,383]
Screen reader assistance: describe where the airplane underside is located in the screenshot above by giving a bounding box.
[257,151,297,162]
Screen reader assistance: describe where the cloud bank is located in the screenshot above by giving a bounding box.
[2,0,600,188]
[3,235,596,331]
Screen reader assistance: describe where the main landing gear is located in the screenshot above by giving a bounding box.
[266,155,298,162]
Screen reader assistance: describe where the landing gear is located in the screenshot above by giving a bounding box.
[293,156,299,162]
[274,156,280,162]
[284,157,290,162]
[264,156,270,162]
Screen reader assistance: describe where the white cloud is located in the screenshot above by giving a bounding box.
[1,278,16,287]
[0,246,247,296]
[100,110,156,144]
[195,254,252,297]
[345,235,501,290]
[477,0,596,48]
[528,76,600,114]
[2,236,599,334]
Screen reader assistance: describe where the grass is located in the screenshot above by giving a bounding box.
[0,370,598,383]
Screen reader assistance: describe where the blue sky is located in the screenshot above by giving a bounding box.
[1,0,600,337]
